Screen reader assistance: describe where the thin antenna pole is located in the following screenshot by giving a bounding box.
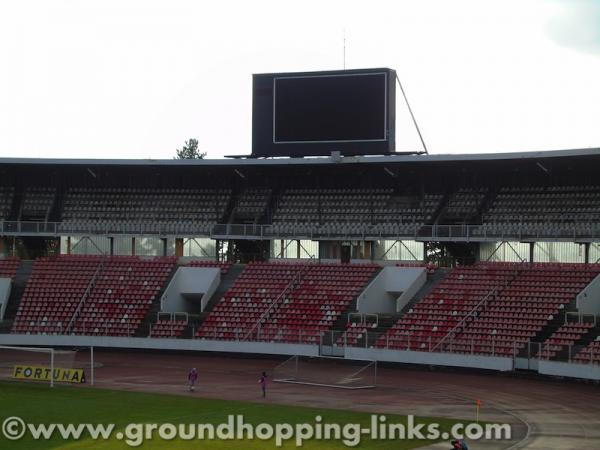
[395,73,428,154]
[343,28,346,70]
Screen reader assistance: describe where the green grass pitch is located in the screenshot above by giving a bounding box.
[0,381,463,449]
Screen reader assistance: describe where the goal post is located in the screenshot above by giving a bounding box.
[273,355,377,389]
[0,345,94,387]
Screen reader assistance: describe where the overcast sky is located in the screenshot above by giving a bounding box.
[1,0,599,159]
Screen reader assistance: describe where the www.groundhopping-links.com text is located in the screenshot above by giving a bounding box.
[2,414,512,447]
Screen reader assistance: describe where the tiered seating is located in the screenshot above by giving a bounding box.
[196,262,377,343]
[479,185,600,237]
[12,256,176,336]
[258,264,378,343]
[12,256,104,334]
[60,187,231,234]
[451,264,600,355]
[343,323,370,347]
[21,187,55,220]
[573,339,600,364]
[0,186,14,220]
[0,257,20,280]
[149,319,186,338]
[376,263,519,351]
[233,188,270,221]
[187,260,233,275]
[370,193,442,235]
[396,261,438,274]
[337,315,379,347]
[270,188,442,236]
[537,323,594,359]
[272,188,391,234]
[443,187,487,221]
[196,262,306,340]
[72,257,175,336]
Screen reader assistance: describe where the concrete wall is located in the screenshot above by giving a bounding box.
[393,268,426,311]
[161,267,220,313]
[538,360,600,381]
[357,267,425,314]
[346,347,514,371]
[0,333,319,357]
[5,333,600,381]
[576,274,600,314]
[0,278,11,320]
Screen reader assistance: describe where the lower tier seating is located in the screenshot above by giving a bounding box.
[149,319,187,338]
[0,257,20,280]
[376,262,600,356]
[196,262,378,343]
[12,256,176,336]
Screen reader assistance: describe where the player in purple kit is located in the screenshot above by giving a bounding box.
[188,367,198,392]
[258,371,267,398]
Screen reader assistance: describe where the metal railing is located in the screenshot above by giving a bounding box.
[430,263,526,352]
[148,312,189,338]
[242,263,314,341]
[4,220,600,241]
[525,341,600,365]
[69,318,136,336]
[65,259,105,334]
[9,323,600,366]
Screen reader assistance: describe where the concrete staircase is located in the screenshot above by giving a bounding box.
[398,268,451,316]
[187,264,245,335]
[134,264,179,337]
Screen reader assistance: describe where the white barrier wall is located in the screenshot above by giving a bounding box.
[0,334,319,357]
[0,278,11,320]
[161,267,220,313]
[8,333,600,379]
[538,360,600,381]
[357,267,425,314]
[346,347,514,371]
[393,268,426,312]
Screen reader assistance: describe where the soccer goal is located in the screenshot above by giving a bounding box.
[272,355,377,389]
[0,345,95,387]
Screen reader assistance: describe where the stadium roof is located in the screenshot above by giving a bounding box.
[0,147,599,167]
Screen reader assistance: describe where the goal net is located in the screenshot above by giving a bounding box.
[273,355,377,389]
[0,345,92,387]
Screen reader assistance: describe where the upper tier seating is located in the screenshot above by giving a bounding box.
[21,187,56,221]
[443,187,487,221]
[478,185,600,237]
[0,257,20,280]
[12,256,176,336]
[270,188,442,236]
[0,186,14,220]
[233,188,271,222]
[60,187,231,234]
[196,262,378,343]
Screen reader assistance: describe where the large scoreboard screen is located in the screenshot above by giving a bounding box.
[252,68,395,157]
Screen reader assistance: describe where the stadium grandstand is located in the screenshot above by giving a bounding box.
[2,147,600,383]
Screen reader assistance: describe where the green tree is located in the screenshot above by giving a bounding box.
[175,138,206,159]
